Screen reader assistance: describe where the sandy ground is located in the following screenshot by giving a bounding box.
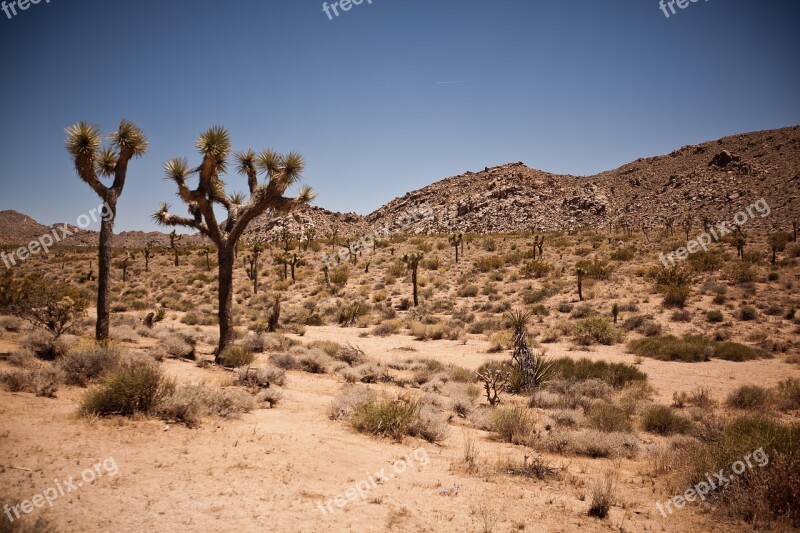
[2,326,796,532]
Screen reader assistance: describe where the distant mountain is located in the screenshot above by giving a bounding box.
[367,126,800,234]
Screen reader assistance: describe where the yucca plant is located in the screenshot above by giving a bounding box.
[65,120,147,341]
[448,233,463,263]
[506,309,553,392]
[153,127,314,359]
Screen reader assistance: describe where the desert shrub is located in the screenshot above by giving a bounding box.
[308,340,342,358]
[662,285,691,308]
[492,404,536,444]
[727,262,757,284]
[351,398,447,443]
[576,257,614,280]
[706,309,724,323]
[217,345,255,368]
[80,358,170,417]
[3,273,88,339]
[683,415,800,527]
[736,305,758,321]
[297,349,331,374]
[714,342,758,362]
[236,366,283,389]
[333,343,367,366]
[775,378,800,411]
[558,302,574,314]
[688,250,725,272]
[587,402,632,433]
[570,304,595,319]
[549,357,646,389]
[474,255,503,273]
[457,284,479,298]
[628,335,711,362]
[156,383,256,427]
[670,309,692,322]
[1,365,62,397]
[641,405,691,435]
[268,352,297,370]
[58,342,123,387]
[21,330,71,360]
[539,429,638,459]
[328,385,376,420]
[610,247,635,261]
[588,475,615,519]
[371,320,401,337]
[155,335,196,360]
[726,385,771,410]
[520,260,553,279]
[573,317,623,346]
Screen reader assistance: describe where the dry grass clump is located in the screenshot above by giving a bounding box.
[683,415,799,528]
[297,348,332,374]
[21,330,71,360]
[537,429,638,459]
[492,404,536,444]
[500,454,562,480]
[57,341,124,386]
[587,475,616,519]
[156,382,257,427]
[217,345,255,368]
[1,363,62,398]
[80,357,171,417]
[640,405,692,435]
[628,335,759,362]
[573,317,623,346]
[586,402,633,433]
[235,365,285,388]
[549,358,646,389]
[153,334,196,360]
[328,385,376,420]
[725,385,771,410]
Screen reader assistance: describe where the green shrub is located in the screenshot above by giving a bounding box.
[58,342,123,387]
[492,405,536,444]
[714,342,758,362]
[549,357,646,388]
[351,399,446,443]
[726,385,771,409]
[628,335,711,362]
[610,247,635,261]
[458,285,479,297]
[641,405,691,435]
[217,345,255,368]
[520,260,553,279]
[576,257,614,280]
[737,306,758,321]
[587,402,632,433]
[662,285,691,308]
[573,317,623,346]
[706,309,724,323]
[80,358,170,417]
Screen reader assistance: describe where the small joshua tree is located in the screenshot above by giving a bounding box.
[169,230,183,267]
[153,126,313,357]
[769,232,791,266]
[244,242,263,294]
[267,294,281,332]
[274,252,290,281]
[536,235,544,258]
[303,227,316,251]
[683,216,693,240]
[734,231,746,259]
[576,266,586,301]
[65,120,147,341]
[611,302,620,324]
[202,245,212,271]
[507,309,553,392]
[402,251,424,307]
[115,251,135,283]
[449,233,463,263]
[142,241,156,272]
[287,252,305,282]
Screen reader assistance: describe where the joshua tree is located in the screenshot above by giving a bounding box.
[287,252,305,281]
[536,235,544,258]
[322,264,333,293]
[267,294,281,332]
[279,226,293,252]
[612,302,620,324]
[769,232,791,266]
[153,126,313,357]
[734,233,746,259]
[244,242,263,294]
[202,245,212,271]
[168,230,183,267]
[303,227,316,251]
[402,251,424,307]
[142,241,156,272]
[115,251,135,283]
[576,266,585,301]
[274,252,290,281]
[476,367,509,407]
[683,216,693,240]
[330,226,339,250]
[449,233,463,263]
[65,120,147,341]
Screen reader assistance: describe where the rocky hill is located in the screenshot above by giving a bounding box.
[241,204,370,245]
[367,126,800,234]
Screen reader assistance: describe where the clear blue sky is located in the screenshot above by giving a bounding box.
[1,0,798,232]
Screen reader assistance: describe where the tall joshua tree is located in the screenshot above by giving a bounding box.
[449,233,463,263]
[65,120,147,341]
[402,251,424,307]
[154,127,313,358]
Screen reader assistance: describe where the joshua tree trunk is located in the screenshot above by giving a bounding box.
[217,245,235,357]
[411,265,419,306]
[577,271,584,302]
[96,198,116,340]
